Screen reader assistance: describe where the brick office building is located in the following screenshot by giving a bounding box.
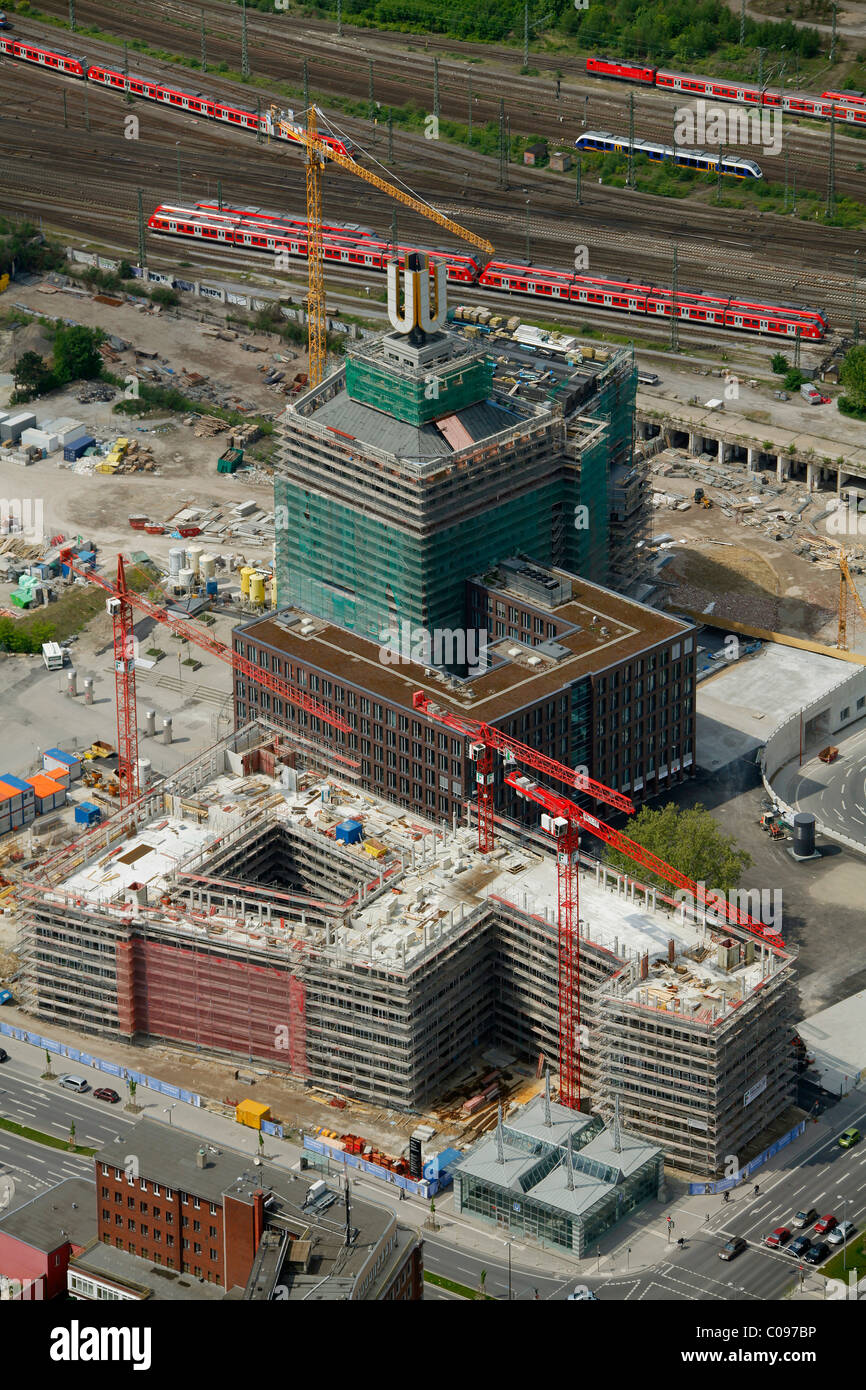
[89,1122,422,1300]
[233,558,696,824]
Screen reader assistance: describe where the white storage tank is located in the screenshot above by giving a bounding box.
[137,758,152,788]
[168,547,184,577]
[177,567,194,592]
[187,545,202,575]
[199,553,216,581]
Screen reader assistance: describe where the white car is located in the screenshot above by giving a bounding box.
[58,1074,89,1093]
[567,1286,599,1301]
[826,1220,856,1246]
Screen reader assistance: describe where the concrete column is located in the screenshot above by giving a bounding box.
[776,453,787,483]
[807,461,817,491]
[717,438,727,465]
[689,432,699,455]
[747,446,757,471]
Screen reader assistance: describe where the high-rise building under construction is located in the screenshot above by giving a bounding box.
[274,265,641,641]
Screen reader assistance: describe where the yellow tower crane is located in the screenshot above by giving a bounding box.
[272,104,495,386]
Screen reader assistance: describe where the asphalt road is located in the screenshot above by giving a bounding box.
[789,725,866,846]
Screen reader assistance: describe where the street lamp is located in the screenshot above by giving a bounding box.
[837,1193,850,1273]
[163,1104,176,1125]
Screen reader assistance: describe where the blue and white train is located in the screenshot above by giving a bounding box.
[574,131,762,179]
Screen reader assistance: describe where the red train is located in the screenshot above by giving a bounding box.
[587,55,866,125]
[0,33,354,155]
[147,204,483,282]
[147,204,827,339]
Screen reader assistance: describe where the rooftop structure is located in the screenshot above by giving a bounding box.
[19,724,796,1176]
[453,1093,663,1256]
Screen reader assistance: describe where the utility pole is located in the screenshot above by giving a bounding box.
[794,327,801,369]
[525,200,531,261]
[854,249,861,342]
[217,178,223,211]
[506,115,511,162]
[368,57,374,121]
[256,95,261,143]
[176,142,182,202]
[784,143,789,211]
[757,47,765,89]
[827,104,836,218]
[63,90,68,129]
[830,4,838,63]
[524,0,529,68]
[575,156,582,204]
[390,209,398,257]
[124,40,131,104]
[387,109,393,163]
[201,8,207,74]
[739,0,745,45]
[792,168,797,214]
[468,74,473,139]
[84,86,90,132]
[137,189,147,269]
[717,145,723,203]
[433,57,440,120]
[241,0,250,79]
[670,244,679,352]
[303,56,309,113]
[337,0,342,38]
[69,0,75,32]
[626,92,635,188]
[498,97,508,190]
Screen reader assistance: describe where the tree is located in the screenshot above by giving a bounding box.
[771,352,789,374]
[12,350,57,399]
[52,324,103,384]
[783,368,804,391]
[68,1120,76,1151]
[604,802,752,894]
[840,344,866,411]
[149,285,179,308]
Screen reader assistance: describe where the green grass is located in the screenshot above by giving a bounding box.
[423,1270,495,1299]
[0,1113,96,1157]
[820,1233,866,1283]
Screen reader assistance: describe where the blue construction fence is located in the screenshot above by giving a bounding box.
[303,1135,436,1199]
[688,1120,806,1195]
[0,1020,200,1107]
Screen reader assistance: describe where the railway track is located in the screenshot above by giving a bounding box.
[0,51,859,332]
[24,0,866,197]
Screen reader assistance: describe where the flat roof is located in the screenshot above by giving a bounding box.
[70,1240,227,1301]
[240,567,689,723]
[0,1177,95,1253]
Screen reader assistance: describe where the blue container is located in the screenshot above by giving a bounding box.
[335,819,363,845]
[74,801,102,825]
[63,435,95,462]
[205,579,218,596]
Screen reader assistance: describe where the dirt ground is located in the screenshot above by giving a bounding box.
[0,282,308,572]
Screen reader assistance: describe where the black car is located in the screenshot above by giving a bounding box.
[718,1237,747,1261]
[788,1235,812,1258]
[803,1242,829,1266]
[0,1048,8,1063]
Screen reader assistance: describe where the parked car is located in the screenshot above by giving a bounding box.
[764,1227,791,1248]
[0,1047,8,1063]
[718,1237,747,1261]
[788,1235,812,1258]
[814,1215,837,1236]
[826,1221,856,1246]
[793,1208,818,1228]
[773,390,789,400]
[58,1074,89,1093]
[93,1087,120,1104]
[803,1242,829,1266]
[839,1128,861,1149]
[567,1286,599,1300]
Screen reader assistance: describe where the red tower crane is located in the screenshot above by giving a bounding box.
[60,551,353,806]
[413,690,785,1111]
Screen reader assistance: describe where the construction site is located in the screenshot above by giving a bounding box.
[16,718,797,1179]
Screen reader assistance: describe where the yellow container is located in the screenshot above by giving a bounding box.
[250,573,266,606]
[113,437,130,456]
[239,565,254,596]
[236,1099,270,1130]
[362,838,387,859]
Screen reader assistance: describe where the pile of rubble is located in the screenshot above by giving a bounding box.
[77,382,116,404]
[114,439,158,474]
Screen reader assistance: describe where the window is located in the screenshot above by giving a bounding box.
[210,1248,218,1261]
[193,1220,201,1233]
[841,706,850,721]
[194,1242,202,1255]
[127,1197,135,1209]
[209,1225,217,1238]
[153,1184,160,1197]
[101,1186,109,1199]
[102,1165,110,1177]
